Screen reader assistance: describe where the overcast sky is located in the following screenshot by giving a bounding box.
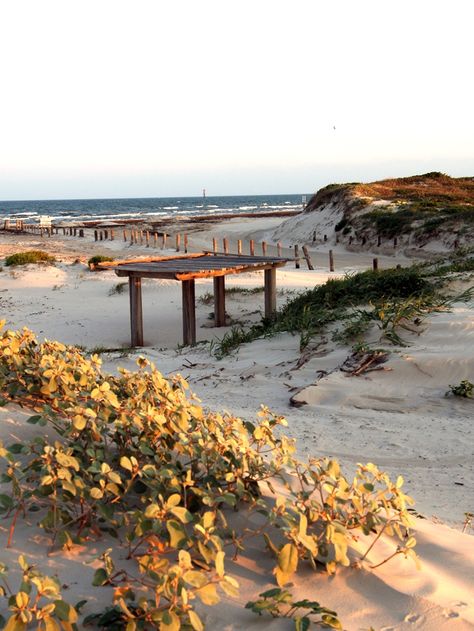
[1,0,473,200]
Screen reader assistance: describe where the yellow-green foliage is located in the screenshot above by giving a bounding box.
[0,322,417,629]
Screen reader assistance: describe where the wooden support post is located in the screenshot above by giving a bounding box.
[294,245,300,269]
[104,229,108,240]
[277,242,282,257]
[184,233,188,253]
[129,276,144,347]
[237,239,242,255]
[264,268,277,319]
[139,230,143,245]
[212,237,217,253]
[154,232,158,247]
[145,231,150,247]
[261,241,267,256]
[73,228,77,236]
[373,257,378,271]
[110,228,114,241]
[175,233,180,251]
[99,231,103,241]
[223,238,229,254]
[63,227,66,235]
[79,229,84,238]
[162,233,167,249]
[302,245,314,270]
[182,280,196,346]
[249,239,255,256]
[123,229,127,241]
[329,250,334,272]
[213,276,226,326]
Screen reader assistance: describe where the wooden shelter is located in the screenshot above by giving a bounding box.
[114,253,288,346]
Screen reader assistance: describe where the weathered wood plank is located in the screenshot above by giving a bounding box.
[213,276,226,326]
[182,280,196,346]
[129,276,144,347]
[264,268,277,319]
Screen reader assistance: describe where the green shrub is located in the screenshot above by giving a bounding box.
[448,380,474,398]
[87,255,115,269]
[5,250,56,266]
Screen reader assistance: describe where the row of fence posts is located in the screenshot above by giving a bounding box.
[3,221,398,273]
[3,220,462,254]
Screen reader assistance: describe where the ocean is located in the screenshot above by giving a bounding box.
[0,194,307,224]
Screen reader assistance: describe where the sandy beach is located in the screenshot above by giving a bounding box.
[0,215,473,630]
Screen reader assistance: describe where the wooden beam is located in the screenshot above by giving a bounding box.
[182,280,196,346]
[213,276,226,327]
[264,268,277,319]
[129,276,144,347]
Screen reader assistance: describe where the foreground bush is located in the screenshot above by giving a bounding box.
[4,251,56,266]
[0,323,417,629]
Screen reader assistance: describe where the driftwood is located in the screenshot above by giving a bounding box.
[340,349,391,376]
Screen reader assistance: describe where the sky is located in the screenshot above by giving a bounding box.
[1,0,473,200]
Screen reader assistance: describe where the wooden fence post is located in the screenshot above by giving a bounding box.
[237,239,242,255]
[184,233,188,253]
[261,241,267,256]
[302,245,314,270]
[123,229,127,241]
[176,234,181,251]
[249,239,255,256]
[146,231,150,247]
[212,237,217,253]
[162,233,167,249]
[223,238,229,254]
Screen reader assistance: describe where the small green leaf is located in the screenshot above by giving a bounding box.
[295,616,310,631]
[167,520,188,548]
[92,568,108,586]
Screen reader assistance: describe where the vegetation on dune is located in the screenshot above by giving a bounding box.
[305,172,474,243]
[213,266,435,357]
[0,323,418,629]
[4,251,56,267]
[212,251,474,357]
